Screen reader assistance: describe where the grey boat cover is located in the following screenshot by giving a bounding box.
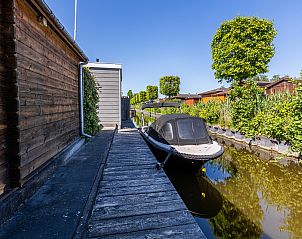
[147,114,212,146]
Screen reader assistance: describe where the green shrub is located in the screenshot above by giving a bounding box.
[287,87,302,152]
[228,80,264,136]
[83,67,100,135]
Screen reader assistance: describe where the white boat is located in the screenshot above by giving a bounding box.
[138,103,224,167]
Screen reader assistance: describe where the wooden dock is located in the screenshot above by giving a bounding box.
[86,128,206,238]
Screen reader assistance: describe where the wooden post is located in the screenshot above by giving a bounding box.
[2,0,21,188]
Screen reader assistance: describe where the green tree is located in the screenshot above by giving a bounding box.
[211,16,277,84]
[270,74,280,82]
[127,90,133,99]
[139,91,146,102]
[135,93,140,103]
[159,76,180,98]
[146,85,158,100]
[250,74,269,82]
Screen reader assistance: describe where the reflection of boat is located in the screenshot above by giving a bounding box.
[139,103,224,166]
[165,163,223,218]
[194,174,223,218]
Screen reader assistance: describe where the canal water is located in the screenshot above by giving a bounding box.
[132,114,302,239]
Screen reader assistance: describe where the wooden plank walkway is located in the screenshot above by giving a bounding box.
[86,128,206,238]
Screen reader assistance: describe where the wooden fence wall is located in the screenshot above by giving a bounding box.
[0,0,87,194]
[15,0,81,184]
[0,0,9,195]
[0,0,19,194]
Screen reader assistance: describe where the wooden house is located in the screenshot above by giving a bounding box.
[0,0,87,195]
[198,87,229,103]
[87,63,122,129]
[265,77,299,95]
[172,94,202,106]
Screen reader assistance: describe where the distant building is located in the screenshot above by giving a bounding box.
[87,63,122,129]
[198,87,229,103]
[172,94,202,106]
[265,77,299,95]
[255,81,271,89]
[197,77,300,105]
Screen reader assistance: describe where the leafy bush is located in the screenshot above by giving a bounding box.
[199,101,222,125]
[83,67,100,135]
[228,80,264,136]
[174,82,301,153]
[287,87,302,152]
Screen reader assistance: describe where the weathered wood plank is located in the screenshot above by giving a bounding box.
[15,22,78,76]
[19,110,78,131]
[103,164,157,172]
[91,200,187,221]
[19,130,78,182]
[20,117,78,144]
[17,62,78,91]
[15,0,80,65]
[16,41,78,83]
[95,190,180,205]
[89,223,205,239]
[97,183,175,197]
[101,173,167,183]
[88,211,195,237]
[20,126,78,167]
[18,67,78,95]
[87,129,205,238]
[19,119,78,156]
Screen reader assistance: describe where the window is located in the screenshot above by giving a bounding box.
[177,119,206,140]
[160,123,173,140]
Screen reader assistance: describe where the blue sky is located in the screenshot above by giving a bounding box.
[45,0,302,96]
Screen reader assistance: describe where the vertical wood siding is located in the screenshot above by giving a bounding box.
[15,0,80,184]
[0,0,19,194]
[0,0,9,195]
[266,81,297,95]
[90,68,121,128]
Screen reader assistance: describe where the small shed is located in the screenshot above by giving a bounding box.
[87,63,122,129]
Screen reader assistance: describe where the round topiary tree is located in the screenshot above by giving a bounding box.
[146,85,158,100]
[211,16,277,84]
[159,76,180,98]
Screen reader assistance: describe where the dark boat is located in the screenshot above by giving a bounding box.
[139,103,224,166]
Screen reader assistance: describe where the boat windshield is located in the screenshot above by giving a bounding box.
[160,123,173,140]
[177,118,206,140]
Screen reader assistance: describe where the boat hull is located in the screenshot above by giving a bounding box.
[139,127,224,162]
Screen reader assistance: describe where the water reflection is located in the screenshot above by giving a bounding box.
[165,160,263,239]
[165,162,223,218]
[132,113,155,127]
[209,147,302,239]
[188,147,301,239]
[132,116,302,239]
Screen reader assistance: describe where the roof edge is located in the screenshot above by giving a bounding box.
[86,62,122,69]
[27,0,88,62]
